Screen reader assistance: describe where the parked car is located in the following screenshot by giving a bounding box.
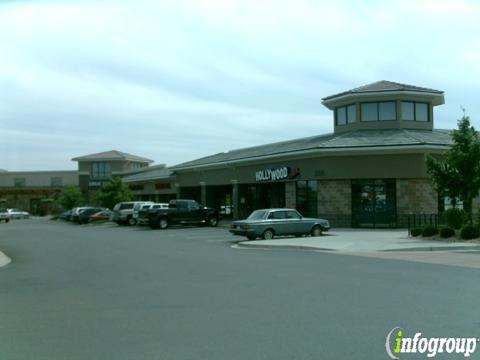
[132,202,154,224]
[148,199,220,229]
[112,201,151,225]
[7,208,30,219]
[76,207,106,224]
[90,210,112,222]
[0,208,10,223]
[70,207,91,223]
[137,203,169,225]
[230,208,330,240]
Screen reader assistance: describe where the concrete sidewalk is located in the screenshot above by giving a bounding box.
[0,250,11,268]
[236,228,480,252]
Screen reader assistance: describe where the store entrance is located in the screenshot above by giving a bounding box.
[238,183,285,219]
[352,179,396,228]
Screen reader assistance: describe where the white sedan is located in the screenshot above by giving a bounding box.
[8,208,30,219]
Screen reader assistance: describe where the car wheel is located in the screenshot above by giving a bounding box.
[262,229,274,240]
[128,217,137,226]
[311,225,322,237]
[208,216,218,227]
[6,219,10,223]
[159,217,169,230]
[246,235,256,240]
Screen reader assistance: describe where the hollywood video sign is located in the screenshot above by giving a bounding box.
[255,166,298,182]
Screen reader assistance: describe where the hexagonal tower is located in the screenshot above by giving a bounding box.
[321,80,444,133]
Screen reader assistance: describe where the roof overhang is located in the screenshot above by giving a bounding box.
[172,144,450,172]
[322,90,445,110]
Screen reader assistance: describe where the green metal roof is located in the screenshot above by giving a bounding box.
[72,150,153,163]
[122,165,172,183]
[171,129,452,170]
[322,80,443,101]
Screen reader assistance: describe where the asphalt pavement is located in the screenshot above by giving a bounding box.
[1,218,479,360]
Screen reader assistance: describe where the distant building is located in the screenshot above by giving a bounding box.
[122,164,176,203]
[72,150,153,201]
[0,170,78,214]
[0,150,156,213]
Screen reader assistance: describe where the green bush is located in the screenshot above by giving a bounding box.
[460,225,479,240]
[439,227,455,238]
[444,208,466,230]
[410,228,423,237]
[422,225,438,237]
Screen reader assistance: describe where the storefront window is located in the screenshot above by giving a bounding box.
[352,179,396,228]
[296,180,318,217]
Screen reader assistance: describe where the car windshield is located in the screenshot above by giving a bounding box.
[247,210,267,220]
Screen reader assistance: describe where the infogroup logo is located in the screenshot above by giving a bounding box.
[385,327,479,359]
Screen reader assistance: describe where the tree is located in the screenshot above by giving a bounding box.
[95,177,133,210]
[426,115,480,217]
[59,186,84,210]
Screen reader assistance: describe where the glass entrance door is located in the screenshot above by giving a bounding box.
[352,179,396,228]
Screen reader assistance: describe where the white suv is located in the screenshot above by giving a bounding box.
[112,201,152,225]
[132,202,155,224]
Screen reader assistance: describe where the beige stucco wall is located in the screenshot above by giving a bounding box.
[0,171,78,188]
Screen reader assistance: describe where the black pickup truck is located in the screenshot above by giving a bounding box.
[146,199,220,229]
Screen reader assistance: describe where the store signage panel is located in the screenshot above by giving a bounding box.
[255,167,300,182]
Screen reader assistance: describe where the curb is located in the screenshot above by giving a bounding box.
[0,251,11,268]
[380,245,480,252]
[235,242,336,252]
[235,242,480,253]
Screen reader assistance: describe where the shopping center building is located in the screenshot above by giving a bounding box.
[0,81,455,226]
[170,81,452,227]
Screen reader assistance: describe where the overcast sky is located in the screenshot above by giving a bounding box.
[1,0,480,170]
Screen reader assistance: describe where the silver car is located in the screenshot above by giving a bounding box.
[230,208,330,240]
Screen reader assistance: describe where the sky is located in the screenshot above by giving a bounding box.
[1,0,480,170]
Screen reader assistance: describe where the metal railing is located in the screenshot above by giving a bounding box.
[406,213,445,236]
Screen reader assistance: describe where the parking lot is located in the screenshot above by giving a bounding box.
[1,218,480,360]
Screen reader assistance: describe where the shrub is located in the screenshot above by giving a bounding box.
[422,225,438,237]
[439,227,455,239]
[410,228,423,237]
[444,208,466,230]
[460,225,479,240]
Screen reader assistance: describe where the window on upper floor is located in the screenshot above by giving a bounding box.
[336,104,356,125]
[91,162,111,179]
[401,101,429,122]
[131,162,144,170]
[14,178,26,187]
[361,101,396,122]
[50,177,63,187]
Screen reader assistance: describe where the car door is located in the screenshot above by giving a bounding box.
[187,201,203,222]
[285,210,307,234]
[266,210,288,235]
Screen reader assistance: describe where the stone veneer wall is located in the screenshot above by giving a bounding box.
[317,180,351,227]
[396,179,438,227]
[285,181,296,209]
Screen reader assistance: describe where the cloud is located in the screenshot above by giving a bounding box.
[0,0,480,170]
